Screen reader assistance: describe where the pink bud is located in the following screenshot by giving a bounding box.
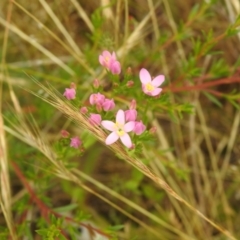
[130,143,135,150]
[80,107,88,114]
[89,113,102,126]
[70,82,76,89]
[61,130,70,138]
[63,88,76,100]
[126,80,134,87]
[130,99,137,109]
[96,103,102,112]
[149,126,157,135]
[93,79,100,89]
[70,136,82,148]
[133,121,146,135]
[127,67,132,75]
[102,99,115,111]
[110,61,121,75]
[89,93,105,105]
[125,109,137,121]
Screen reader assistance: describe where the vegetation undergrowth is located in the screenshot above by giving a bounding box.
[0,0,240,239]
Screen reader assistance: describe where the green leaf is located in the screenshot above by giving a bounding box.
[203,92,222,107]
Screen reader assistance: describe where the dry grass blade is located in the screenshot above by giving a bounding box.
[0,1,17,238]
[70,0,94,32]
[0,17,75,76]
[27,79,237,240]
[38,0,83,57]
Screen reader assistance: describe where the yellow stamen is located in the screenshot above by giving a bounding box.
[117,129,125,136]
[146,83,154,92]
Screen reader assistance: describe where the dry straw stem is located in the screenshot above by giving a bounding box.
[0,1,17,239]
[26,79,237,240]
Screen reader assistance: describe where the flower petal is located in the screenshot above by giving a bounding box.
[139,68,151,84]
[106,132,119,145]
[101,120,116,131]
[152,75,165,87]
[102,50,111,58]
[151,88,162,96]
[116,109,125,125]
[124,121,135,132]
[120,133,132,148]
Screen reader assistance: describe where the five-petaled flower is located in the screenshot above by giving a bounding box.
[139,68,165,96]
[70,136,82,148]
[101,109,135,148]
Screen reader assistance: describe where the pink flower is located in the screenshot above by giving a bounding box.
[89,93,105,105]
[101,109,135,148]
[125,109,137,121]
[99,50,121,75]
[139,68,165,96]
[102,99,115,111]
[133,121,146,135]
[99,50,117,69]
[63,88,76,100]
[109,60,121,75]
[70,136,82,148]
[89,113,102,126]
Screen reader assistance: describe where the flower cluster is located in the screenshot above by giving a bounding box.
[60,130,82,149]
[89,93,115,112]
[99,50,121,75]
[62,50,165,149]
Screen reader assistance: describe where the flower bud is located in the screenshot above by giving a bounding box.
[80,107,88,114]
[93,79,100,89]
[126,80,134,87]
[61,130,70,138]
[149,126,157,135]
[70,82,76,89]
[96,103,102,112]
[63,88,76,100]
[70,136,82,148]
[89,113,102,126]
[130,99,137,109]
[102,99,115,111]
[133,121,146,135]
[125,109,137,121]
[127,67,132,75]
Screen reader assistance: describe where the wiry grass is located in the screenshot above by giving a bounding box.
[0,0,240,239]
